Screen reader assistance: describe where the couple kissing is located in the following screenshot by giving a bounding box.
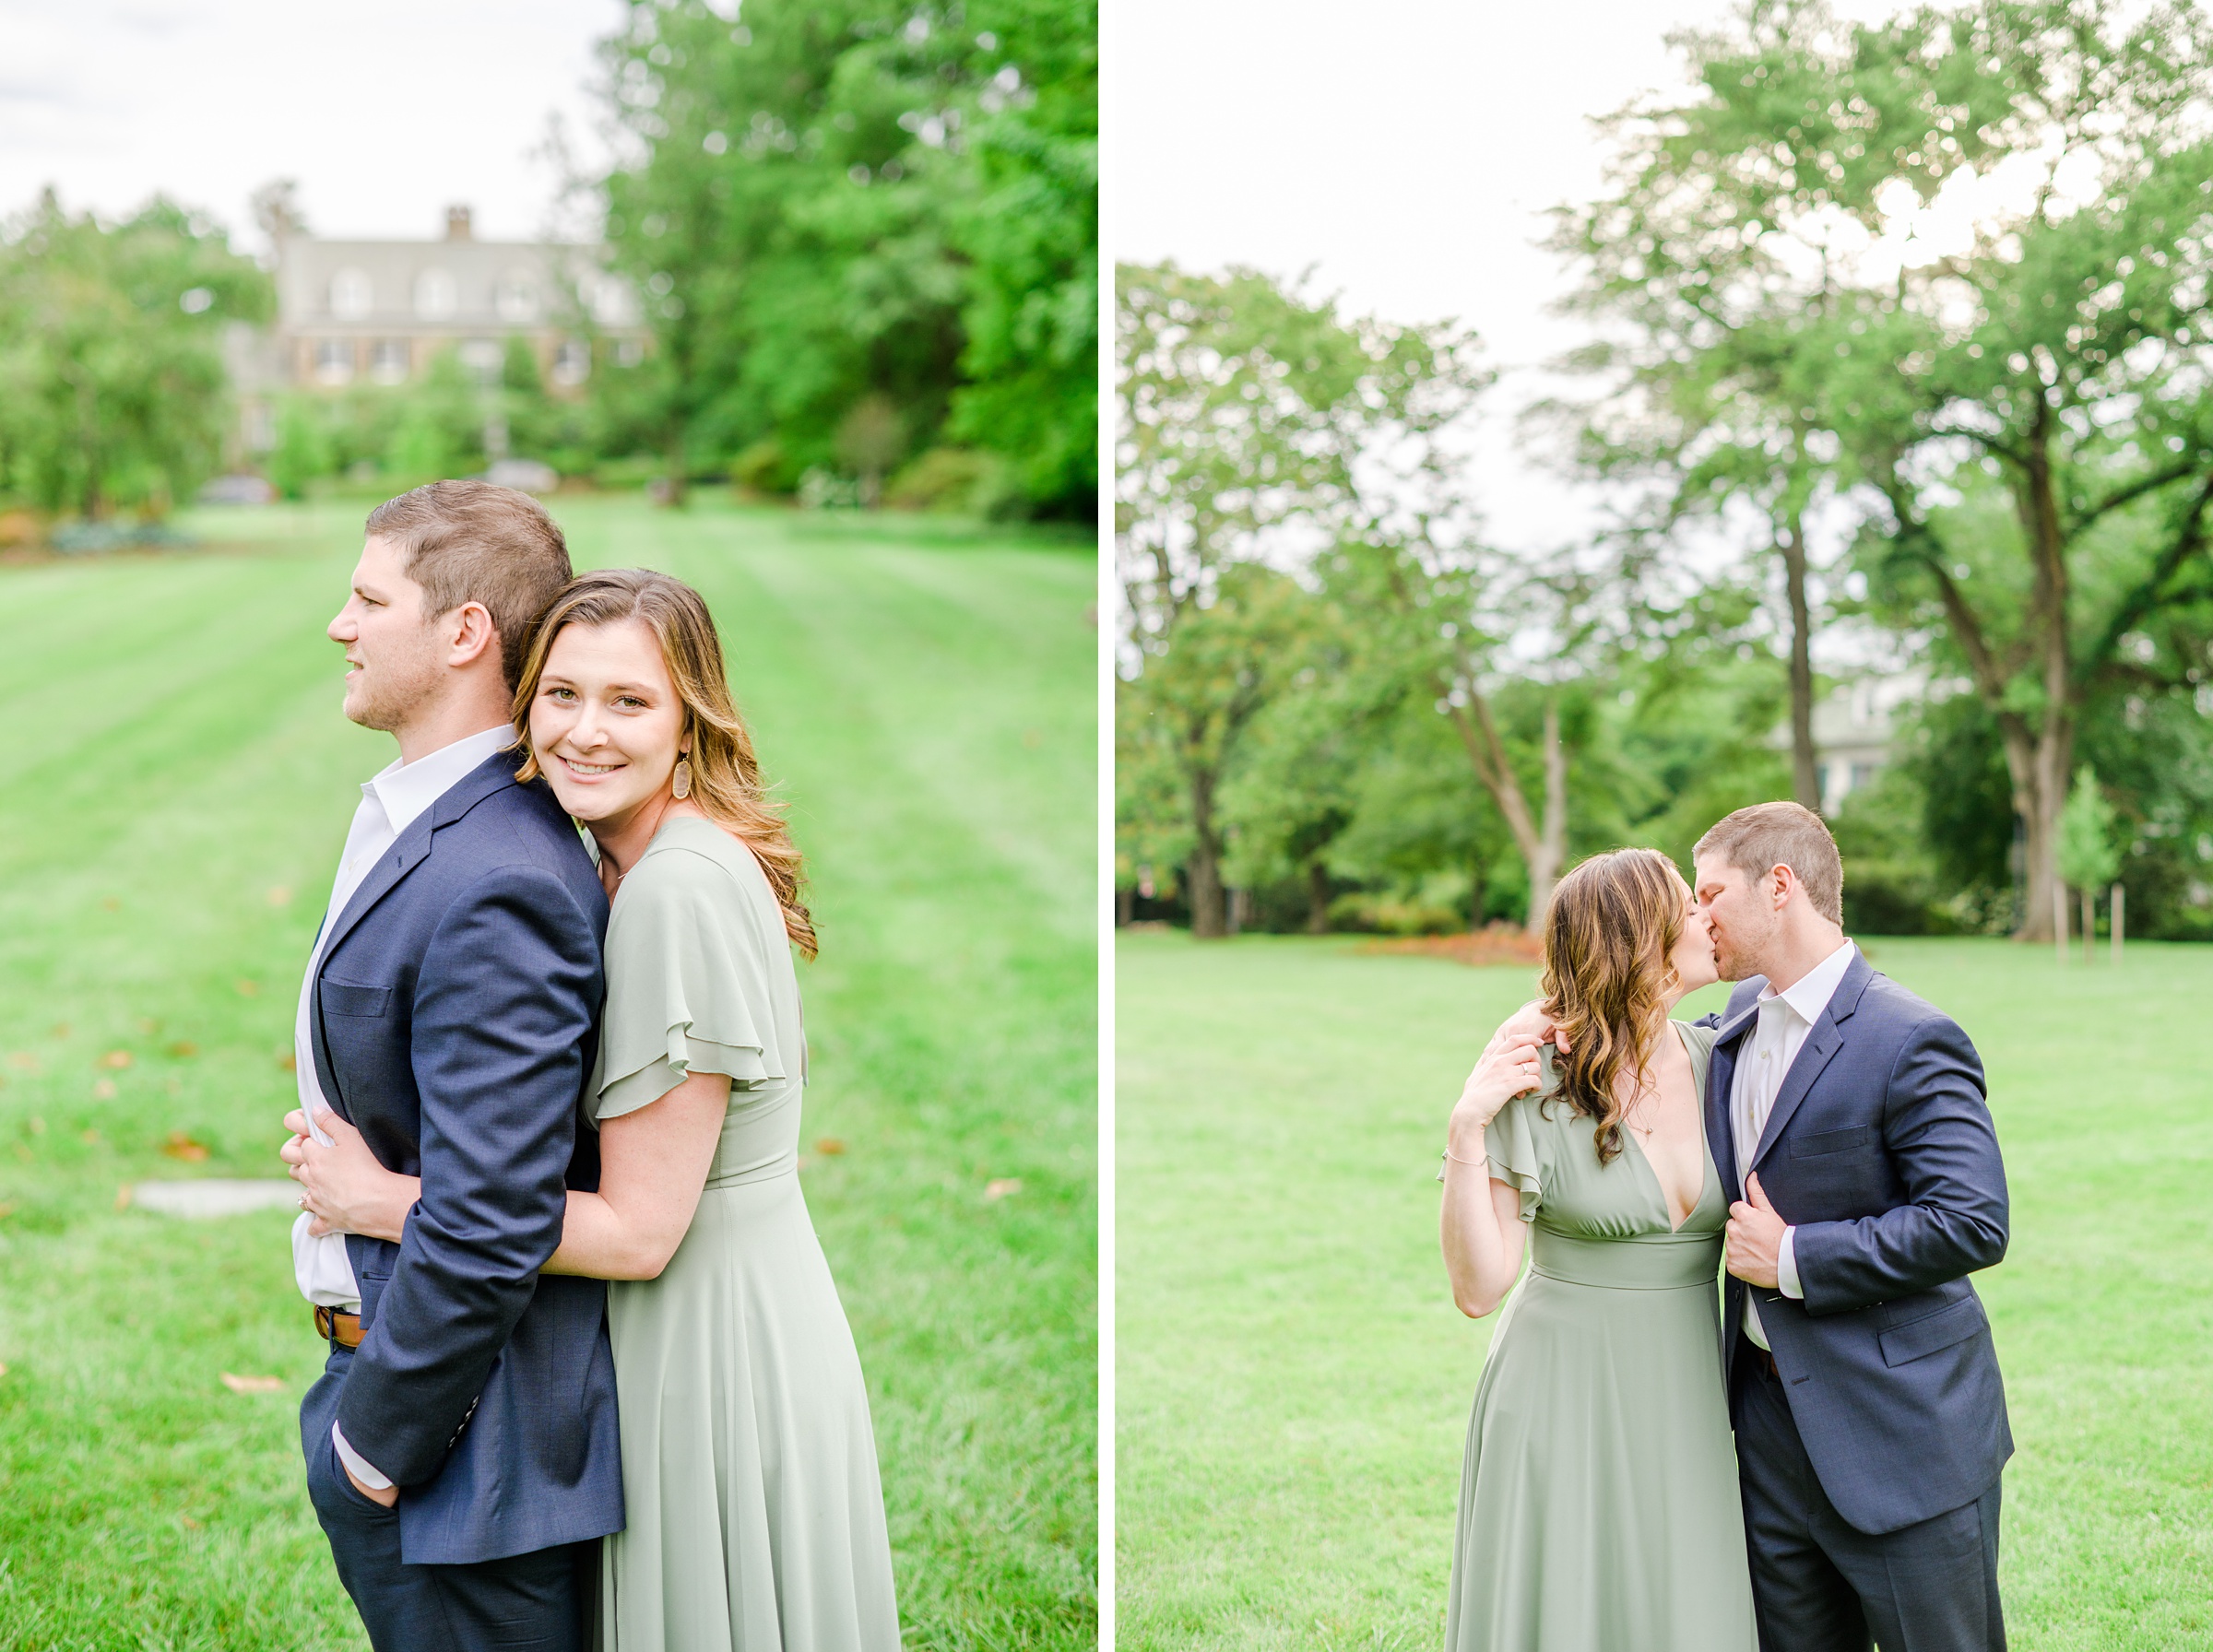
[1440,805,2009,1651]
[278,480,902,1652]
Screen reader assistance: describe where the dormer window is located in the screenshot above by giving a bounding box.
[329,268,373,320]
[496,272,539,324]
[415,268,457,320]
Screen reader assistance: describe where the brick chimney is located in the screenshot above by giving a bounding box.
[445,205,473,242]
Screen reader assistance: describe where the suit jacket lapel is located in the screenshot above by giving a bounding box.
[1746,949,1875,1174]
[315,752,520,962]
[1705,988,1761,1204]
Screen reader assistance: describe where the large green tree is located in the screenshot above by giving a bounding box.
[0,193,268,517]
[1568,0,2213,940]
[1116,262,1476,935]
[597,0,1094,514]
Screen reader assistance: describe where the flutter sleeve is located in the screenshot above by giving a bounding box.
[591,847,788,1123]
[1482,1082,1548,1223]
[1438,1045,1556,1222]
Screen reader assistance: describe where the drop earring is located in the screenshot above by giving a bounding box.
[671,753,692,800]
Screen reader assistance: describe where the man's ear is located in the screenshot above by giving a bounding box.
[444,601,501,670]
[1769,863,1797,910]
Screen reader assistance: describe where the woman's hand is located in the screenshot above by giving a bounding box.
[279,1107,419,1244]
[1480,1000,1557,1060]
[1450,1037,1545,1143]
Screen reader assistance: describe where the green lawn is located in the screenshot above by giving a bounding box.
[1115,929,2213,1651]
[0,495,1095,1650]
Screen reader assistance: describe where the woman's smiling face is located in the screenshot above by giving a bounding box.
[527,618,686,823]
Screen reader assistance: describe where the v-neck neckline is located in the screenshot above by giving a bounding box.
[1622,1022,1718,1235]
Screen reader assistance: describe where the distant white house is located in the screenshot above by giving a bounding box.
[1777,673,1928,813]
[226,205,649,455]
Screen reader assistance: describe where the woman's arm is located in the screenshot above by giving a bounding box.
[285,1070,732,1280]
[1439,1040,1544,1317]
[540,1070,729,1280]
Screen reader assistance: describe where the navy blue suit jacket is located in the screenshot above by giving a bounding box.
[1702,949,2012,1534]
[310,750,623,1564]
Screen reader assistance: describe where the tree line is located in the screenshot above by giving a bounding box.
[0,0,1095,525]
[1118,0,2213,946]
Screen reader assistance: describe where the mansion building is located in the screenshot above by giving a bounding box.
[230,205,648,452]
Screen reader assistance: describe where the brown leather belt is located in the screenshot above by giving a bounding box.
[1741,1339,1780,1381]
[314,1304,364,1349]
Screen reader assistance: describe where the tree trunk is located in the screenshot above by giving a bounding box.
[1999,716,2074,945]
[660,430,689,508]
[1993,405,2076,944]
[1440,680,1568,935]
[1186,768,1228,938]
[1780,509,1820,811]
[1305,859,1331,934]
[1528,701,1568,929]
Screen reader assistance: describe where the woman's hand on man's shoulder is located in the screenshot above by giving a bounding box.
[1484,998,1564,1058]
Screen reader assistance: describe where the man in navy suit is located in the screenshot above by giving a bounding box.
[280,481,620,1651]
[1696,801,2010,1651]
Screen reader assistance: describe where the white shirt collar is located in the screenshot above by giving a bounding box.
[364,726,515,838]
[1757,937,1858,1028]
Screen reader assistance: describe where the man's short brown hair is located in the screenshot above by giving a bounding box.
[1694,800,1844,924]
[364,481,573,690]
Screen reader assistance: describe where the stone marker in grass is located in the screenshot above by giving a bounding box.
[131,1180,301,1219]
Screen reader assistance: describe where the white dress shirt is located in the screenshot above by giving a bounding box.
[290,724,515,1490]
[1729,938,1857,1351]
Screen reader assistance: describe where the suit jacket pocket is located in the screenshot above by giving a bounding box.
[1878,1295,1987,1366]
[1791,1124,1874,1158]
[322,980,391,1018]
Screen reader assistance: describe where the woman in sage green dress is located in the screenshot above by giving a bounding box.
[1438,847,1755,1651]
[290,570,900,1652]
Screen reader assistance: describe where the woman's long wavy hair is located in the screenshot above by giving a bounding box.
[511,569,818,960]
[1538,847,1686,1165]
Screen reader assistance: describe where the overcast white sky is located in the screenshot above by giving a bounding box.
[0,0,623,253]
[1113,0,1897,553]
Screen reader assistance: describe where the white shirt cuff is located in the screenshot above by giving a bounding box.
[1777,1225,1803,1300]
[331,1422,394,1491]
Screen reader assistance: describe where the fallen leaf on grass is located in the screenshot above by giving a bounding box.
[182,1516,203,1529]
[82,1126,103,1142]
[51,1022,69,1038]
[92,1080,116,1101]
[984,1178,1023,1202]
[99,1050,133,1070]
[277,1053,297,1073]
[0,1202,15,1220]
[114,1184,132,1210]
[266,886,293,907]
[100,897,120,913]
[162,1131,210,1162]
[168,1042,199,1058]
[814,1138,847,1156]
[0,1363,7,1377]
[10,1052,40,1073]
[28,1116,43,1134]
[233,980,259,997]
[219,1373,282,1394]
